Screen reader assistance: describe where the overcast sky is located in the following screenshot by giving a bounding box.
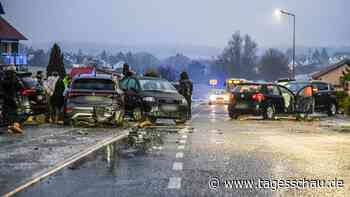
[2,0,350,48]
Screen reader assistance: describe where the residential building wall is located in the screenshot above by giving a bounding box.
[314,63,349,87]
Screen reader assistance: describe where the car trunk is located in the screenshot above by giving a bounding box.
[231,84,264,109]
[68,90,114,107]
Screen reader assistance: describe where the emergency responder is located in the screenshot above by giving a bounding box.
[178,71,193,120]
[2,66,24,133]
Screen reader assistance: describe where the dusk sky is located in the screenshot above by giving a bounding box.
[2,0,350,48]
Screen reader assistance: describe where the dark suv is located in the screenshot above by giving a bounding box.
[64,74,124,126]
[284,81,337,116]
[228,82,315,120]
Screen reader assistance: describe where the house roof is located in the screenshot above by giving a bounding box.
[0,3,5,15]
[0,17,27,40]
[312,59,350,79]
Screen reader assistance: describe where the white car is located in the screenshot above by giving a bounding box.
[208,89,230,105]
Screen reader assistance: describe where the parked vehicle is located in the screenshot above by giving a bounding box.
[228,82,314,120]
[208,89,230,105]
[275,78,296,86]
[16,72,47,116]
[284,81,337,116]
[120,76,189,124]
[63,74,124,126]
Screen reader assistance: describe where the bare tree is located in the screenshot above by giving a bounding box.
[259,49,289,81]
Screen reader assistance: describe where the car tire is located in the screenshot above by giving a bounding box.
[263,105,275,120]
[229,111,239,120]
[63,117,72,126]
[149,116,157,124]
[327,103,337,116]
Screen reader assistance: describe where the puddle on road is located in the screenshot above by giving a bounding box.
[15,123,186,197]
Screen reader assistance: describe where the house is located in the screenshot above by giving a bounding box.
[312,59,350,87]
[0,2,27,68]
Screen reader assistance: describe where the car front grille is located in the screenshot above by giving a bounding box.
[158,99,181,104]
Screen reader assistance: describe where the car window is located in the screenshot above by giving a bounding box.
[314,83,329,91]
[233,84,262,93]
[73,79,115,91]
[285,82,309,92]
[266,85,280,96]
[139,79,177,92]
[21,77,38,88]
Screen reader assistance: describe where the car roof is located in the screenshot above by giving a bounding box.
[73,74,112,80]
[238,82,276,86]
[131,76,167,81]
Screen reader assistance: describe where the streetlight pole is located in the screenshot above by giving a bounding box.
[279,9,296,79]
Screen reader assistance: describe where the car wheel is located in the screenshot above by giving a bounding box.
[133,107,144,121]
[63,117,72,126]
[327,103,337,116]
[263,105,275,120]
[149,116,157,124]
[229,111,238,120]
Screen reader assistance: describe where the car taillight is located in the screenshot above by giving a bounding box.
[64,107,73,113]
[20,89,36,96]
[252,93,265,103]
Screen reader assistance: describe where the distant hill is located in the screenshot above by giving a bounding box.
[27,41,221,60]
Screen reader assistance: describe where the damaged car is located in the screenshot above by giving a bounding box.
[228,82,315,120]
[63,74,124,126]
[120,76,189,124]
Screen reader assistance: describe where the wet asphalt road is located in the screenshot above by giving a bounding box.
[17,104,350,197]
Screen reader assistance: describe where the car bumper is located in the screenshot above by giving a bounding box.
[145,104,188,119]
[65,106,120,124]
[228,103,263,116]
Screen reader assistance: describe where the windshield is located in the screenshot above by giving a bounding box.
[72,79,115,91]
[233,84,262,93]
[21,77,38,88]
[139,79,177,92]
[210,89,226,95]
[285,82,309,92]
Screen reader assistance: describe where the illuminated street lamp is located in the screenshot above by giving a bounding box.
[275,8,296,79]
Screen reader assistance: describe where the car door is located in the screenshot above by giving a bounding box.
[268,85,284,113]
[312,82,329,111]
[278,85,295,113]
[295,85,314,114]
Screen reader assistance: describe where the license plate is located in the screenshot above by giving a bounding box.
[235,103,248,109]
[37,95,43,100]
[162,105,177,111]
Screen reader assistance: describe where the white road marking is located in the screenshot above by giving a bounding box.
[168,177,182,189]
[176,152,184,158]
[179,139,186,144]
[178,145,185,150]
[172,162,183,171]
